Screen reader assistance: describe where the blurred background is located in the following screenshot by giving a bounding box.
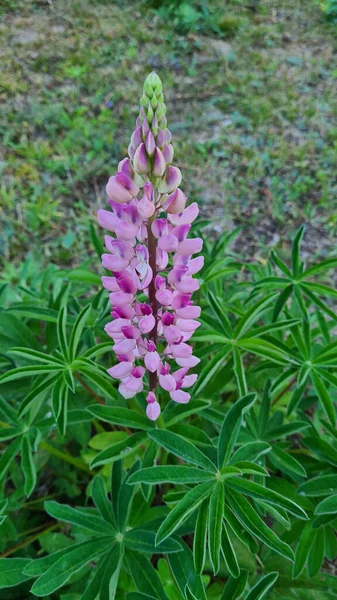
[0,0,336,281]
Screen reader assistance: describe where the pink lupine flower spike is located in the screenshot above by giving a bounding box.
[98,72,202,421]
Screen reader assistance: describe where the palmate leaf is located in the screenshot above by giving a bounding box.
[30,538,111,597]
[156,481,214,545]
[245,572,279,600]
[218,393,256,468]
[90,431,147,468]
[123,529,182,554]
[87,405,154,431]
[192,348,230,396]
[221,521,240,578]
[128,465,215,485]
[69,304,92,360]
[92,476,115,527]
[208,482,224,574]
[8,346,64,365]
[268,445,307,480]
[97,544,123,600]
[193,498,208,574]
[44,500,116,535]
[310,370,336,427]
[168,540,207,600]
[227,489,294,561]
[0,364,63,383]
[227,478,307,519]
[148,430,217,472]
[124,550,168,600]
[233,293,278,338]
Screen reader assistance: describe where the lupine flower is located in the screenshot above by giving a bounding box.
[98,72,203,421]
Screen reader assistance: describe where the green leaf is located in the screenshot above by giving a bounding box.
[92,477,115,527]
[57,305,69,361]
[0,364,62,383]
[268,445,306,479]
[224,504,258,554]
[156,481,214,544]
[192,349,230,396]
[98,544,123,600]
[148,430,217,472]
[233,346,247,396]
[124,529,182,554]
[234,293,278,338]
[311,370,336,427]
[271,251,293,278]
[18,374,60,417]
[7,305,60,322]
[298,474,337,497]
[208,482,224,574]
[220,570,248,600]
[227,478,307,519]
[193,498,208,574]
[315,494,337,515]
[0,558,32,589]
[87,405,153,430]
[44,500,116,535]
[31,538,110,597]
[237,338,289,365]
[69,304,91,361]
[324,526,337,560]
[227,489,294,561]
[293,522,314,578]
[124,550,168,600]
[301,257,337,279]
[24,540,93,576]
[81,552,120,600]
[291,226,305,277]
[163,399,210,427]
[117,460,140,530]
[230,441,271,464]
[307,527,325,578]
[8,347,64,365]
[218,393,256,468]
[233,462,268,476]
[128,465,215,485]
[303,436,337,466]
[272,284,293,321]
[245,572,279,600]
[221,521,240,578]
[0,437,21,481]
[90,431,147,468]
[208,292,233,336]
[21,435,37,497]
[78,366,118,400]
[168,540,207,600]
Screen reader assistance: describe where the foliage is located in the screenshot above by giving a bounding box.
[321,0,337,21]
[0,225,337,598]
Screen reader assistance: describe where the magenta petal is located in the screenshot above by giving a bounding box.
[105,318,131,335]
[115,220,139,241]
[158,234,178,252]
[145,131,156,157]
[146,391,157,404]
[159,373,176,392]
[170,390,191,404]
[179,202,199,224]
[101,276,120,291]
[176,305,201,319]
[107,362,133,379]
[153,147,166,177]
[156,289,173,306]
[182,374,198,388]
[172,223,191,242]
[158,166,182,193]
[171,293,192,310]
[102,254,128,271]
[175,277,200,293]
[164,325,182,344]
[165,188,187,215]
[151,218,168,238]
[146,401,161,421]
[109,291,134,306]
[97,209,118,232]
[121,325,141,339]
[171,343,192,358]
[145,351,160,372]
[133,143,150,174]
[139,314,155,334]
[113,339,137,353]
[187,256,204,275]
[176,355,200,368]
[106,175,132,204]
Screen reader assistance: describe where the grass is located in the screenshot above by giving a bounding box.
[0,0,336,275]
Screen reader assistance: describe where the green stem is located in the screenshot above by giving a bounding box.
[0,523,58,558]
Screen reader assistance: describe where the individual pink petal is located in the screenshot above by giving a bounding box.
[114,220,139,241]
[106,172,138,203]
[109,291,134,306]
[107,362,133,379]
[176,355,200,368]
[117,270,138,294]
[176,305,201,319]
[158,166,182,193]
[130,127,143,149]
[113,339,137,353]
[138,196,155,218]
[104,238,134,260]
[171,293,191,310]
[171,343,192,358]
[102,254,128,271]
[97,209,118,232]
[182,374,198,388]
[161,312,175,326]
[175,318,200,332]
[163,143,174,164]
[158,234,178,252]
[164,188,187,215]
[172,367,189,381]
[177,238,203,255]
[187,256,204,275]
[159,373,176,392]
[151,218,168,238]
[145,131,156,157]
[118,157,136,179]
[138,265,153,290]
[145,351,161,372]
[170,390,191,404]
[146,401,161,421]
[146,391,157,404]
[153,147,166,177]
[133,143,150,173]
[105,318,131,337]
[179,202,199,224]
[172,224,191,242]
[155,275,166,290]
[139,314,155,334]
[175,277,200,293]
[156,289,173,306]
[164,325,182,344]
[101,276,120,292]
[121,325,141,339]
[113,306,135,319]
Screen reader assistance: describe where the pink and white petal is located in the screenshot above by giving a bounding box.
[159,374,176,392]
[170,390,191,404]
[176,355,201,368]
[144,351,161,373]
[139,314,156,334]
[107,362,133,379]
[146,401,161,421]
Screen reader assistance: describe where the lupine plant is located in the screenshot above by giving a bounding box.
[0,73,337,600]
